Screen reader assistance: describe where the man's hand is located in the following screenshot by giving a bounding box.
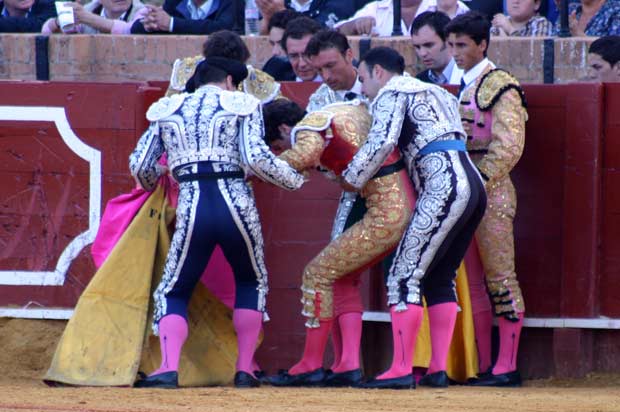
[568,10,585,36]
[491,13,512,36]
[353,16,376,36]
[256,0,285,20]
[67,2,91,25]
[142,6,172,32]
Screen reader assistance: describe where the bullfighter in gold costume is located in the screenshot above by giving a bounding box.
[446,11,528,387]
[267,101,416,387]
[166,30,281,104]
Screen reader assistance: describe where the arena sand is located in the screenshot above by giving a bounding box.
[0,318,618,412]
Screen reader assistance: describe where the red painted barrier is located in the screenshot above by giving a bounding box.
[0,81,618,377]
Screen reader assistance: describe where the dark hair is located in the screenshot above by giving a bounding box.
[589,35,620,66]
[262,99,306,146]
[185,57,248,92]
[445,11,491,56]
[360,47,405,75]
[411,11,451,42]
[305,29,350,58]
[281,16,322,52]
[268,9,302,32]
[202,30,251,63]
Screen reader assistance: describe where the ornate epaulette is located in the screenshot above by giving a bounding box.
[290,110,334,145]
[169,55,203,93]
[240,66,281,104]
[220,90,260,116]
[475,69,527,112]
[376,75,433,97]
[146,93,185,121]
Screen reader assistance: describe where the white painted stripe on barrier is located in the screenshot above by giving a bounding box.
[362,311,620,329]
[0,308,73,320]
[0,106,101,286]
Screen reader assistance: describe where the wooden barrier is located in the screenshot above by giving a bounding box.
[0,81,618,377]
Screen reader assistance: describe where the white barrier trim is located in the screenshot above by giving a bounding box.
[0,308,73,320]
[0,106,101,286]
[362,311,620,330]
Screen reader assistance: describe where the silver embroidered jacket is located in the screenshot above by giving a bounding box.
[129,85,304,191]
[342,75,465,190]
[306,83,369,114]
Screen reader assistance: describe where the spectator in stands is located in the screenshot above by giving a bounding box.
[0,0,55,32]
[335,0,469,37]
[130,0,232,34]
[425,0,470,18]
[256,0,357,33]
[412,11,463,84]
[282,16,322,82]
[41,0,146,34]
[262,9,301,81]
[587,35,620,81]
[554,0,620,36]
[460,0,503,20]
[491,0,553,36]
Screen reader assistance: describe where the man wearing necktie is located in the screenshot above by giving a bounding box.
[446,11,528,387]
[412,11,464,86]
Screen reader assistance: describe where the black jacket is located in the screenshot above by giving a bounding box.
[285,0,356,28]
[262,56,296,82]
[131,0,232,34]
[0,0,56,33]
[416,69,434,84]
[462,0,503,20]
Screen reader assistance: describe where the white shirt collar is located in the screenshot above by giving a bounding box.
[100,7,128,20]
[289,0,312,12]
[296,74,322,83]
[336,77,362,99]
[186,0,213,20]
[462,57,495,92]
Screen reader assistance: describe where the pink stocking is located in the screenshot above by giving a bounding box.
[464,239,493,372]
[427,302,458,374]
[151,314,188,375]
[376,304,423,380]
[288,319,333,375]
[233,309,263,375]
[493,313,523,375]
[329,319,343,370]
[332,312,362,373]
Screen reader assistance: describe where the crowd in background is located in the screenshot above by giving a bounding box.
[0,0,619,37]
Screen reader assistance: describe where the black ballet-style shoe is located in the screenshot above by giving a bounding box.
[234,371,260,388]
[254,370,270,385]
[266,368,326,387]
[468,370,522,387]
[418,371,449,388]
[134,371,179,389]
[323,368,363,387]
[360,373,415,390]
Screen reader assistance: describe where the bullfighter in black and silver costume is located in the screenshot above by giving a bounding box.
[342,47,487,389]
[130,57,304,389]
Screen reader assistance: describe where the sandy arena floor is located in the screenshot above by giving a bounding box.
[0,318,618,412]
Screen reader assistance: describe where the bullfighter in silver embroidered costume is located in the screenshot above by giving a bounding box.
[341,47,487,389]
[130,57,304,389]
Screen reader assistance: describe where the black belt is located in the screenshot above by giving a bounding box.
[372,159,405,179]
[175,171,244,182]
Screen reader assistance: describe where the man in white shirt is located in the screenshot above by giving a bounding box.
[335,0,469,37]
[305,30,365,111]
[412,11,463,85]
